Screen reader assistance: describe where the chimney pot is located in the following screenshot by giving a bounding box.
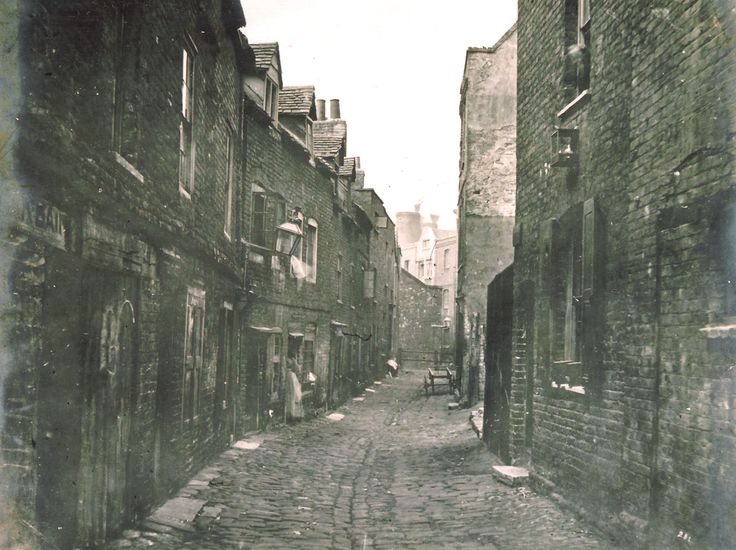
[316,99,326,121]
[329,99,341,119]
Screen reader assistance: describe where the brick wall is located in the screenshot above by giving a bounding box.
[3,0,248,545]
[398,269,445,368]
[515,1,736,547]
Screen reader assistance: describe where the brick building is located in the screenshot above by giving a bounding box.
[396,207,457,365]
[353,179,401,375]
[0,3,399,547]
[456,26,516,407]
[504,1,736,547]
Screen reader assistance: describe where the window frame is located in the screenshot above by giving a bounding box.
[562,0,591,104]
[182,287,205,426]
[337,253,343,303]
[302,218,318,283]
[542,199,605,398]
[179,38,197,198]
[264,77,279,122]
[224,128,236,240]
[363,267,376,300]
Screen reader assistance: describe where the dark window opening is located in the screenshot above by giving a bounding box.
[562,0,591,103]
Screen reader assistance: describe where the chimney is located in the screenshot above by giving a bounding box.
[355,169,366,190]
[329,99,341,119]
[316,99,326,121]
[414,203,421,213]
[431,214,440,229]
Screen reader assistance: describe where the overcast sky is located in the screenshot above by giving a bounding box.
[241,1,518,229]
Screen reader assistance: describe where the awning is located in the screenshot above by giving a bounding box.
[288,332,305,338]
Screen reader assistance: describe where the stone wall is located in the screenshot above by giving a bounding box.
[457,26,517,406]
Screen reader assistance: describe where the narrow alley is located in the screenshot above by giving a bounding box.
[107,372,616,549]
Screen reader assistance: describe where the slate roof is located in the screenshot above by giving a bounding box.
[313,119,347,159]
[251,43,279,70]
[278,86,316,115]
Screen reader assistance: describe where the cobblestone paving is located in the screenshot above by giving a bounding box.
[109,371,620,549]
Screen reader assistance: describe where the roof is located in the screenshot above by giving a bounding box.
[313,119,347,159]
[278,86,316,116]
[436,229,457,240]
[251,43,279,71]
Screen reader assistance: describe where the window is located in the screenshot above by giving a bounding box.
[183,287,205,424]
[306,119,313,155]
[541,198,605,396]
[179,42,196,196]
[302,219,318,283]
[363,268,376,300]
[422,239,430,250]
[112,3,140,161]
[444,248,451,270]
[337,254,343,302]
[302,339,314,381]
[251,187,267,247]
[404,260,410,270]
[264,77,279,122]
[250,185,285,250]
[562,0,591,103]
[224,130,235,239]
[268,334,282,399]
[442,288,450,317]
[417,261,425,279]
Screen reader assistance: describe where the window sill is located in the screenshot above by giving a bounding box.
[699,322,736,339]
[557,89,591,121]
[113,152,145,183]
[550,381,586,395]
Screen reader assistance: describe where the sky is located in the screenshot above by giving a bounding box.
[241,1,518,229]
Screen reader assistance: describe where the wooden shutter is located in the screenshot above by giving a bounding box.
[581,198,606,393]
[538,217,559,372]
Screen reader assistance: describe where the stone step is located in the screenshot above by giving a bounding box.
[492,465,529,487]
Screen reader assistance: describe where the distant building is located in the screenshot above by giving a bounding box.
[456,26,517,406]
[396,207,456,366]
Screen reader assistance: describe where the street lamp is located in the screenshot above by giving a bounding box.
[551,126,579,168]
[275,208,303,256]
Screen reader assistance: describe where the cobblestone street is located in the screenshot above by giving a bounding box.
[109,371,618,549]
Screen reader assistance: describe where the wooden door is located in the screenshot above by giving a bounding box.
[78,272,139,545]
[484,265,513,463]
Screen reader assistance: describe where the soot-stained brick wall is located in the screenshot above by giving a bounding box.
[515,1,735,547]
[3,1,249,546]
